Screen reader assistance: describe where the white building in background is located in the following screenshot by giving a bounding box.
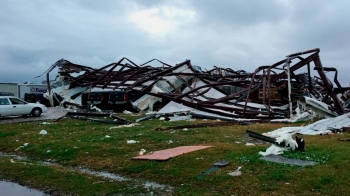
[0,83,18,97]
[0,83,48,99]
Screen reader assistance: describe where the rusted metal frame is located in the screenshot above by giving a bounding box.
[46,61,62,95]
[57,59,96,72]
[71,62,138,89]
[173,95,285,119]
[205,82,261,104]
[112,66,155,90]
[333,87,350,94]
[98,64,129,89]
[120,57,140,67]
[127,69,170,91]
[139,76,164,93]
[69,62,120,89]
[90,62,120,88]
[270,51,320,84]
[225,68,244,75]
[263,65,286,116]
[177,75,227,100]
[239,59,285,81]
[90,57,138,88]
[147,91,285,118]
[199,103,273,115]
[155,120,268,131]
[97,83,134,90]
[242,66,272,114]
[313,67,342,90]
[187,87,212,101]
[267,67,274,116]
[286,48,320,58]
[140,72,194,94]
[140,58,172,67]
[45,59,91,94]
[164,78,182,94]
[313,59,335,104]
[263,68,273,117]
[174,81,244,101]
[262,76,267,115]
[155,88,288,116]
[313,56,345,114]
[137,61,195,93]
[129,60,192,90]
[307,63,313,90]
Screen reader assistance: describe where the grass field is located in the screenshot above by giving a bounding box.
[1,114,350,195]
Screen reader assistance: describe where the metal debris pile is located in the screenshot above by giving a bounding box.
[42,48,350,122]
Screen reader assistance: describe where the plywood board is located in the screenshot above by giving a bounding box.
[132,146,212,161]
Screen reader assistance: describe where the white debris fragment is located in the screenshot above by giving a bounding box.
[15,146,23,151]
[228,166,242,176]
[47,150,51,153]
[40,122,51,125]
[127,140,139,144]
[123,110,133,114]
[183,128,188,131]
[168,115,192,121]
[90,105,102,113]
[39,130,48,135]
[259,145,286,156]
[258,134,298,156]
[23,143,29,146]
[159,117,165,120]
[245,142,255,146]
[275,134,298,150]
[109,123,140,129]
[105,135,111,138]
[168,140,173,144]
[139,148,146,155]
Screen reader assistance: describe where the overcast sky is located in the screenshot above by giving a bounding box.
[0,0,349,85]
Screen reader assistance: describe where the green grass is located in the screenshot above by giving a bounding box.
[0,114,350,195]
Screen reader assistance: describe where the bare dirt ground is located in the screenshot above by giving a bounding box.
[0,107,68,124]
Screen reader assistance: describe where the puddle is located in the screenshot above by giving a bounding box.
[0,152,174,193]
[0,181,47,196]
[78,169,168,189]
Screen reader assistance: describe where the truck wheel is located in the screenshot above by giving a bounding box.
[31,108,42,117]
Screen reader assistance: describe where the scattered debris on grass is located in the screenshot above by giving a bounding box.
[228,166,242,177]
[39,130,47,135]
[198,160,229,179]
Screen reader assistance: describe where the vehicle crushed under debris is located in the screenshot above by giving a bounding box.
[41,48,350,123]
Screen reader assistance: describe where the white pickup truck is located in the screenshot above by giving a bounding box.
[0,96,47,117]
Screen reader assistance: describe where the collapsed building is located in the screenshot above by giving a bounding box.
[42,48,350,121]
